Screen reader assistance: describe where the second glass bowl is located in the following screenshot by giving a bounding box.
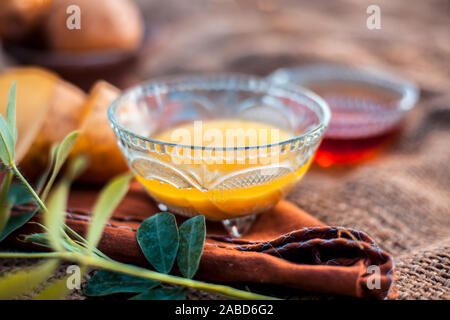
[269,64,419,166]
[108,74,330,236]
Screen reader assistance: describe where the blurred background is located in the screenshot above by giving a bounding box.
[0,0,448,92]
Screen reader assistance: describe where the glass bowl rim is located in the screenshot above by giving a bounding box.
[108,73,331,151]
[268,63,419,113]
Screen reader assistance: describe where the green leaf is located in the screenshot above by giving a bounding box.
[7,182,34,205]
[41,131,80,201]
[44,182,69,251]
[0,169,13,232]
[0,202,12,234]
[37,144,58,195]
[137,213,179,274]
[84,270,159,296]
[43,154,86,251]
[21,232,48,245]
[33,277,72,300]
[0,168,12,201]
[0,114,14,165]
[86,173,132,254]
[22,232,86,254]
[34,265,87,300]
[130,286,186,300]
[0,259,59,299]
[63,155,88,183]
[0,211,35,242]
[177,215,206,279]
[0,82,17,166]
[6,81,17,145]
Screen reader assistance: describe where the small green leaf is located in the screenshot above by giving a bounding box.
[0,211,35,242]
[0,169,13,232]
[0,259,59,299]
[86,173,132,254]
[0,202,12,234]
[64,155,88,183]
[130,286,186,300]
[0,168,12,201]
[0,114,14,165]
[177,215,206,279]
[41,131,80,201]
[34,265,87,300]
[22,232,85,254]
[37,145,58,195]
[33,277,72,300]
[6,81,17,145]
[7,183,34,205]
[45,182,69,251]
[21,232,48,245]
[43,155,86,251]
[84,270,159,296]
[137,213,179,274]
[53,131,80,174]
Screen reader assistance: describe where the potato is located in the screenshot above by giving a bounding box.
[45,0,144,52]
[0,68,128,184]
[19,79,87,176]
[0,67,87,179]
[70,81,128,183]
[0,67,62,163]
[0,0,51,40]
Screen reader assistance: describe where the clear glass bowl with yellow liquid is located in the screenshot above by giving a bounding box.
[108,74,330,236]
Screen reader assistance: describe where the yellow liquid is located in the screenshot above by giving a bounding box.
[135,120,312,219]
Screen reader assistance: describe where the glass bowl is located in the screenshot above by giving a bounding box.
[108,74,330,236]
[269,64,419,166]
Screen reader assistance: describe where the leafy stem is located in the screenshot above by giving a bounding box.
[11,164,48,214]
[0,251,276,300]
[0,168,13,204]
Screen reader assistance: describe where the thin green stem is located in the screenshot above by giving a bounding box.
[85,256,275,300]
[0,252,63,259]
[0,251,278,300]
[11,165,48,214]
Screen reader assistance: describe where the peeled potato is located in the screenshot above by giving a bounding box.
[0,0,51,40]
[19,78,87,176]
[0,67,87,179]
[70,81,128,183]
[0,67,61,163]
[45,0,144,52]
[0,68,127,184]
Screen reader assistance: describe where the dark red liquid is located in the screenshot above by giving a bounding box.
[311,84,403,167]
[315,130,397,167]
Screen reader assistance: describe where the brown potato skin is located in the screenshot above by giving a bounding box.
[0,0,51,40]
[70,81,128,184]
[45,0,144,52]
